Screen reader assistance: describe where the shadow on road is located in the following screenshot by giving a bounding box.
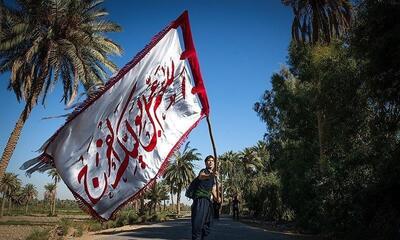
[100,218,191,240]
[97,217,314,240]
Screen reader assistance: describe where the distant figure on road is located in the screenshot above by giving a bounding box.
[232,195,240,220]
[191,155,221,240]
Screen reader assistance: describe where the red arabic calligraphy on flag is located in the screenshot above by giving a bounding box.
[21,12,209,220]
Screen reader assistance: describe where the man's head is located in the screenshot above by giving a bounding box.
[204,155,215,170]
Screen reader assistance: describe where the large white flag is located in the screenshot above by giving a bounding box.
[21,11,209,220]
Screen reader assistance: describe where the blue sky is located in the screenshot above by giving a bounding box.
[0,0,292,200]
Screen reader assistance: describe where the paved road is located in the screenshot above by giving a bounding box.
[97,217,308,240]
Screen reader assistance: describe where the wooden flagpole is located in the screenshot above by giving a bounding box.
[206,115,222,205]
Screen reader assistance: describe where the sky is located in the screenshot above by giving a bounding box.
[0,0,292,202]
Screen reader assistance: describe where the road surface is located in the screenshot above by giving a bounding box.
[96,217,310,240]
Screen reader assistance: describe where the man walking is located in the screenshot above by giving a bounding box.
[191,155,221,240]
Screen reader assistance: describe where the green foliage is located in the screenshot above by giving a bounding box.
[252,1,400,238]
[150,212,165,222]
[164,142,200,214]
[219,142,292,223]
[115,214,126,227]
[87,221,102,231]
[74,224,83,237]
[282,0,352,44]
[144,182,169,214]
[244,172,284,220]
[59,218,72,236]
[113,210,139,227]
[0,0,122,104]
[126,211,139,225]
[26,229,50,240]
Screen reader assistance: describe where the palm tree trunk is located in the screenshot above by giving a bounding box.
[53,184,57,216]
[52,196,56,216]
[0,103,32,181]
[220,176,224,204]
[48,200,52,215]
[25,203,29,215]
[139,195,145,215]
[134,200,138,212]
[170,190,174,206]
[0,195,6,218]
[0,62,47,181]
[176,190,181,215]
[311,0,320,44]
[8,197,12,215]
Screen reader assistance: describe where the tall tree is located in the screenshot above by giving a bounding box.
[163,142,201,215]
[219,151,241,198]
[7,183,22,214]
[349,1,400,238]
[0,0,122,180]
[21,183,38,214]
[282,0,352,44]
[239,147,263,175]
[145,181,169,214]
[163,176,177,208]
[251,140,271,172]
[44,183,56,216]
[47,168,61,215]
[0,172,21,217]
[282,0,352,168]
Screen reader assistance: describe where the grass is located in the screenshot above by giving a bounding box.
[1,207,181,239]
[25,229,50,240]
[74,225,84,237]
[0,220,55,226]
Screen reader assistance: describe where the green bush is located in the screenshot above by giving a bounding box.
[73,225,83,237]
[26,229,50,240]
[87,221,102,232]
[115,214,126,227]
[59,218,72,236]
[127,212,139,225]
[138,213,149,223]
[104,220,116,229]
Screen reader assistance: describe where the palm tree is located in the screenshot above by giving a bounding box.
[219,151,238,203]
[47,168,61,215]
[282,0,352,169]
[44,183,57,216]
[239,147,263,175]
[21,184,38,214]
[251,140,271,172]
[219,151,247,209]
[164,142,201,215]
[158,181,170,211]
[0,172,21,217]
[163,174,177,208]
[8,184,22,214]
[145,181,169,214]
[0,0,122,180]
[282,0,352,44]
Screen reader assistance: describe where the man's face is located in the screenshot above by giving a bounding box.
[205,157,215,170]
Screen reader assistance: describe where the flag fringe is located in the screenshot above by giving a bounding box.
[20,153,54,176]
[64,22,174,124]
